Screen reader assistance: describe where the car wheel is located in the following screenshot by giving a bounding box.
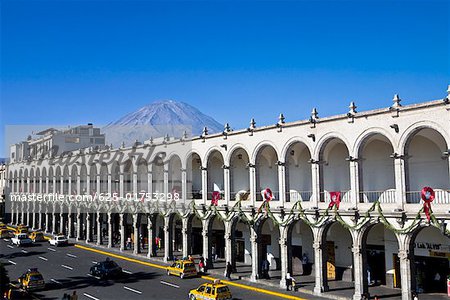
[189,295,196,300]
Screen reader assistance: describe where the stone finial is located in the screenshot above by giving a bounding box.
[149,136,153,144]
[182,130,188,140]
[110,143,113,149]
[224,123,231,132]
[121,141,125,148]
[249,118,256,130]
[445,85,450,103]
[278,113,285,126]
[202,126,208,137]
[348,101,357,115]
[310,108,319,122]
[392,94,402,109]
[164,134,170,142]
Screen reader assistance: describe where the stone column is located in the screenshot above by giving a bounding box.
[107,174,112,194]
[279,232,288,288]
[133,214,140,254]
[313,237,328,294]
[76,175,81,195]
[45,177,49,194]
[147,172,152,197]
[133,172,138,194]
[201,168,207,204]
[250,226,259,281]
[278,163,286,204]
[181,169,187,203]
[86,213,91,242]
[96,174,101,195]
[76,212,82,240]
[224,167,230,203]
[119,174,124,198]
[96,213,102,245]
[224,221,233,266]
[164,169,169,200]
[21,202,25,225]
[38,209,43,230]
[147,215,155,257]
[399,248,413,300]
[52,212,57,234]
[59,213,64,234]
[311,162,320,206]
[119,213,125,251]
[182,217,189,258]
[202,219,211,267]
[163,215,172,262]
[394,157,406,209]
[68,213,73,238]
[45,212,50,233]
[249,165,256,205]
[31,203,36,229]
[10,202,15,225]
[349,160,360,207]
[86,173,91,195]
[107,213,113,248]
[68,177,72,195]
[352,237,367,300]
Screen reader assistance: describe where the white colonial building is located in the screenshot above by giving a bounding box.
[4,91,450,300]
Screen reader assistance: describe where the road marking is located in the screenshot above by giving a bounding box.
[51,278,62,285]
[160,280,179,288]
[122,269,132,274]
[38,256,48,261]
[86,273,101,279]
[7,245,14,249]
[66,253,77,258]
[47,247,56,252]
[83,293,100,300]
[21,249,28,253]
[8,260,16,265]
[92,261,98,264]
[61,264,73,270]
[123,286,142,294]
[75,244,306,300]
[3,239,10,242]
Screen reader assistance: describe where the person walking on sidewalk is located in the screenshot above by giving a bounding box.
[225,262,232,280]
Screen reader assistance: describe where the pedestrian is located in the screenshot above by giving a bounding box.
[225,262,232,280]
[302,253,309,275]
[199,258,205,274]
[211,246,216,262]
[70,291,78,300]
[140,234,145,250]
[102,228,106,238]
[261,258,270,279]
[61,293,68,300]
[285,273,296,291]
[126,236,132,250]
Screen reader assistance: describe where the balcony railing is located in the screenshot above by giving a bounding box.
[256,190,280,201]
[406,189,450,204]
[359,189,396,203]
[187,191,202,200]
[286,190,313,202]
[320,190,351,203]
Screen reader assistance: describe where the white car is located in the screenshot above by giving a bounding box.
[48,235,68,247]
[11,233,33,246]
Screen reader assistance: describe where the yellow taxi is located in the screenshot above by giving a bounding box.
[15,225,28,235]
[18,268,45,291]
[29,231,46,242]
[189,280,232,300]
[166,260,197,279]
[0,228,13,238]
[0,222,7,229]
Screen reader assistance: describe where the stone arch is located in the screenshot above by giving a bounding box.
[286,219,315,276]
[254,143,279,201]
[284,140,313,202]
[250,141,280,165]
[207,150,224,200]
[281,137,314,162]
[186,152,202,200]
[314,132,351,161]
[229,146,250,200]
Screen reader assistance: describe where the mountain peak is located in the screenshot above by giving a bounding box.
[107,100,223,135]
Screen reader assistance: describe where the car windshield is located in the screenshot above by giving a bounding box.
[29,274,43,281]
[217,287,230,293]
[184,263,195,268]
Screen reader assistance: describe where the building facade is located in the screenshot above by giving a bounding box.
[4,93,450,300]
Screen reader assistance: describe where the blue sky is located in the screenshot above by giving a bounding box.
[1,0,449,157]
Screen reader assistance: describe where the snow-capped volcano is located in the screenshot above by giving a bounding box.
[108,100,222,133]
[103,100,223,147]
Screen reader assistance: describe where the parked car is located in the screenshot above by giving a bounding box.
[11,233,32,246]
[30,231,46,242]
[166,260,197,279]
[18,268,45,291]
[89,259,123,279]
[0,228,14,238]
[48,234,68,247]
[189,280,232,300]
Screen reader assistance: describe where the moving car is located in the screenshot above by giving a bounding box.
[48,234,68,247]
[18,268,45,291]
[11,233,32,246]
[0,222,7,229]
[189,280,232,300]
[30,231,46,242]
[0,228,14,238]
[166,260,197,279]
[14,226,28,235]
[89,259,123,279]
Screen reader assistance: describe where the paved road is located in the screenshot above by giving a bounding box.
[0,239,321,300]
